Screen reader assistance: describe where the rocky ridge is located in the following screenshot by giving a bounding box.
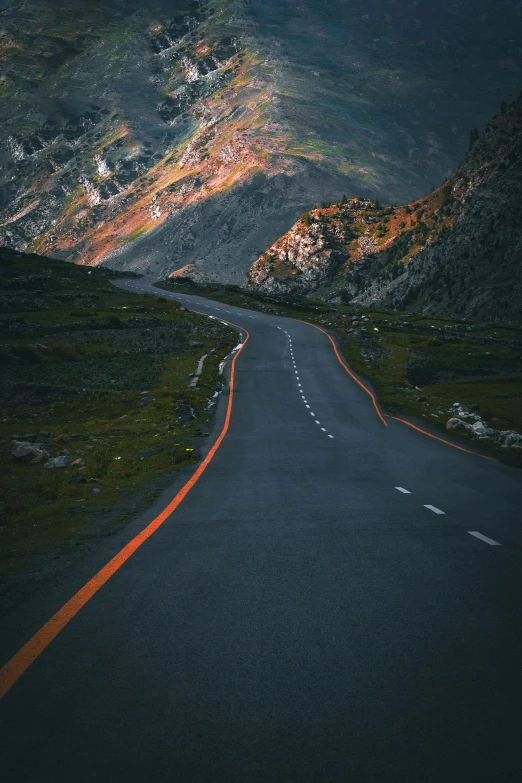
[2,1,522,283]
[247,93,522,324]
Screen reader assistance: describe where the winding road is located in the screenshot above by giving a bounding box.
[1,280,522,782]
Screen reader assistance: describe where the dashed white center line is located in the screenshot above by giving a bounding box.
[315,420,320,424]
[395,487,411,494]
[305,404,310,408]
[468,531,501,546]
[424,505,446,515]
[298,383,302,387]
[321,427,326,432]
[328,434,334,439]
[310,412,315,416]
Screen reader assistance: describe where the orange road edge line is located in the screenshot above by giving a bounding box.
[384,414,495,460]
[0,318,249,701]
[299,320,387,426]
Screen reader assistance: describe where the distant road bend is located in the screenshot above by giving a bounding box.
[1,278,522,782]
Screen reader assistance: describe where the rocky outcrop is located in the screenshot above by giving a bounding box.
[354,94,522,323]
[247,216,337,295]
[247,93,522,323]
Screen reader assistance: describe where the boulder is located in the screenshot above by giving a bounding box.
[11,443,49,462]
[472,421,492,436]
[11,444,36,460]
[446,417,471,432]
[44,455,72,469]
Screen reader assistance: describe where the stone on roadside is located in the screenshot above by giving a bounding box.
[472,421,491,436]
[446,417,471,432]
[71,458,85,467]
[92,487,101,494]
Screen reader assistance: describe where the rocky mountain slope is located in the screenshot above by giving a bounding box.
[247,93,522,324]
[1,1,522,283]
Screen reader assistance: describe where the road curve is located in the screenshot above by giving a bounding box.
[1,279,522,782]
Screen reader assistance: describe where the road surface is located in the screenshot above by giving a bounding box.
[1,279,522,782]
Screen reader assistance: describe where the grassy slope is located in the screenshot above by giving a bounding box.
[158,278,522,467]
[0,251,237,588]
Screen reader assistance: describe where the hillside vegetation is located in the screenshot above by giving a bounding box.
[0,250,236,593]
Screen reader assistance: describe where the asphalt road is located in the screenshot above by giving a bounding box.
[2,279,522,782]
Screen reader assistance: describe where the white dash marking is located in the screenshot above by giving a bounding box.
[306,404,310,408]
[315,420,320,424]
[395,487,411,494]
[321,427,326,432]
[298,383,302,387]
[328,435,334,439]
[310,412,315,416]
[424,505,445,515]
[468,531,501,546]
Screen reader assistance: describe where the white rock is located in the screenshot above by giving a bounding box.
[446,417,471,432]
[472,421,495,437]
[44,455,72,469]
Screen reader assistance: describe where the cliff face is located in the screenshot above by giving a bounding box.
[1,0,522,284]
[364,96,522,323]
[247,94,522,323]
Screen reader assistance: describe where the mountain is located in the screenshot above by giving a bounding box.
[1,1,522,284]
[247,92,522,324]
